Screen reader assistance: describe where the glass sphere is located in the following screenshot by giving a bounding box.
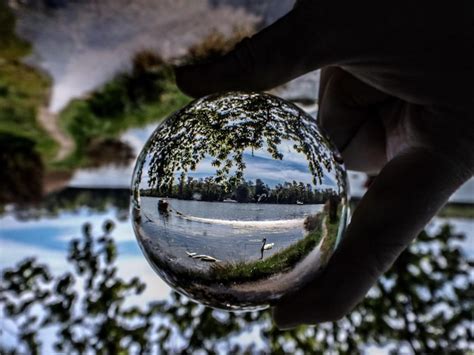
[131,92,349,310]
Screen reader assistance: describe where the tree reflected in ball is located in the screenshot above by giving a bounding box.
[131,92,349,310]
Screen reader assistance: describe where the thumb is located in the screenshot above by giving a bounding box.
[273,147,472,328]
[175,0,373,97]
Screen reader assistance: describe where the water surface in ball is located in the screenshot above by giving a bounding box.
[131,92,349,310]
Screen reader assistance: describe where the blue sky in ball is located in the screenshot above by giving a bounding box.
[136,139,339,190]
[185,140,339,190]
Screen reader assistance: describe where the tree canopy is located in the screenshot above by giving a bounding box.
[134,92,347,205]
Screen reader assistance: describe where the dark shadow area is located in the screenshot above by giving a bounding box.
[0,133,44,206]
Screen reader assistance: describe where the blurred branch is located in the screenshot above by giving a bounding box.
[0,221,472,353]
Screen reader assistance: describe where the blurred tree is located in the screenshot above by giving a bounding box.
[0,133,43,205]
[0,3,56,169]
[0,1,31,60]
[127,51,171,105]
[0,221,472,354]
[84,138,135,168]
[4,187,130,221]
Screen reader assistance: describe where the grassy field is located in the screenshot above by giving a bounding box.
[207,205,346,284]
[210,223,326,283]
[143,209,343,287]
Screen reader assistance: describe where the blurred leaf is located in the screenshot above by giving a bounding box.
[0,221,471,353]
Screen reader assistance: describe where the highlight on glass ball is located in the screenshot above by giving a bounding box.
[131,92,349,310]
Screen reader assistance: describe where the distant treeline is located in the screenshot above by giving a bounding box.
[140,177,337,204]
[4,187,130,220]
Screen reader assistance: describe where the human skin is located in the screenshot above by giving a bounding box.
[174,0,474,328]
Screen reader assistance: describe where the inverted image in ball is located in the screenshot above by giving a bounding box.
[131,92,349,310]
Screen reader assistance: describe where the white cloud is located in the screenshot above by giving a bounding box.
[69,166,133,188]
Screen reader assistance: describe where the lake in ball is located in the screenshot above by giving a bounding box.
[131,92,349,310]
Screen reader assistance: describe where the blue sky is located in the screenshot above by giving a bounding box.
[187,151,338,189]
[136,139,340,191]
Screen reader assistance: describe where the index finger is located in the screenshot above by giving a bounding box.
[175,0,375,97]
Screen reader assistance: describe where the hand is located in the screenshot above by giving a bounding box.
[175,0,474,328]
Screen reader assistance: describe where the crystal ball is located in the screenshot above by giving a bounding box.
[131,92,349,310]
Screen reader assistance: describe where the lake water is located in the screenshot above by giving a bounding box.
[135,197,325,264]
[150,197,323,221]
